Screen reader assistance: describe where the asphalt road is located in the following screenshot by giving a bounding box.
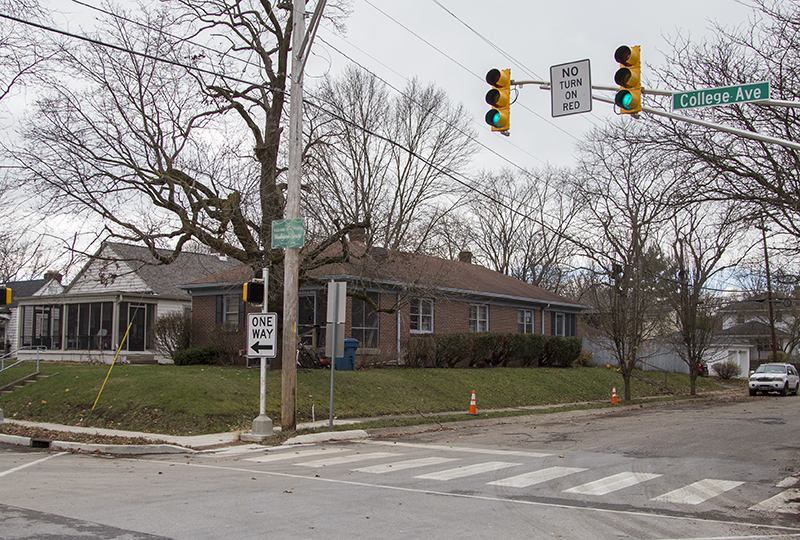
[2,395,800,539]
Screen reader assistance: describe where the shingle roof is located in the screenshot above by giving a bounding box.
[716,320,788,338]
[69,242,243,298]
[183,241,583,310]
[307,242,583,308]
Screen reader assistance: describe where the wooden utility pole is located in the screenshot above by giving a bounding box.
[282,0,327,431]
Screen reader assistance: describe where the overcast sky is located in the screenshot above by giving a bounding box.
[32,0,759,175]
[36,0,758,173]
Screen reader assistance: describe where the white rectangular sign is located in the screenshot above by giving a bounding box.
[550,59,592,117]
[247,312,278,358]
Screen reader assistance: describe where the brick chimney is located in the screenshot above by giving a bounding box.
[349,227,366,243]
[458,250,472,264]
[44,270,62,283]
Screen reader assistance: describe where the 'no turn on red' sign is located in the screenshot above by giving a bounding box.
[550,59,592,118]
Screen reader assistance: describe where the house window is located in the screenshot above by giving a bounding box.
[21,305,63,349]
[64,302,113,350]
[223,294,241,328]
[518,310,534,334]
[470,304,489,333]
[352,291,380,348]
[299,292,327,347]
[410,298,433,333]
[118,302,155,351]
[551,312,577,337]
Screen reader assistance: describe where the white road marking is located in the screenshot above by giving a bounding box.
[564,471,661,496]
[364,440,550,458]
[246,448,347,463]
[354,456,459,474]
[652,479,744,505]
[487,466,588,488]
[415,461,521,481]
[297,452,398,467]
[750,488,800,513]
[0,452,67,478]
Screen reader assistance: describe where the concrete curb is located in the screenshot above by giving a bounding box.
[283,429,370,445]
[51,441,194,455]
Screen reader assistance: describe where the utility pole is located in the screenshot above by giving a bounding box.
[757,219,779,364]
[282,0,327,431]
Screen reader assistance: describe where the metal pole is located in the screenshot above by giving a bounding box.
[281,0,305,431]
[260,268,268,417]
[329,281,339,427]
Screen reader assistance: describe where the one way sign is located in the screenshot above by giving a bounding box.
[247,312,278,358]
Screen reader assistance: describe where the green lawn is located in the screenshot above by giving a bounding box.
[0,362,728,435]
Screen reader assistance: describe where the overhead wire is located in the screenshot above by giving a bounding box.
[1,6,755,294]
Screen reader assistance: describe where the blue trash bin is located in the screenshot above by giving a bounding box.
[335,338,358,370]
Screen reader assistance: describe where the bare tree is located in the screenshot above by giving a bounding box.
[463,167,580,294]
[573,121,679,402]
[0,0,55,103]
[652,0,800,241]
[661,202,748,394]
[305,66,476,252]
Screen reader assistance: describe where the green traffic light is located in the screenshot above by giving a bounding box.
[616,90,633,109]
[485,110,501,127]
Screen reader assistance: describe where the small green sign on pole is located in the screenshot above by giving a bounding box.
[672,82,769,111]
[271,218,305,249]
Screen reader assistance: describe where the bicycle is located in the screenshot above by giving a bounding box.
[296,342,330,369]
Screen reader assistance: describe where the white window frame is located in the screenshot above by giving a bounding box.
[223,294,241,328]
[410,298,434,334]
[470,304,489,333]
[518,309,534,334]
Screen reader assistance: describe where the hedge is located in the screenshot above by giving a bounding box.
[406,333,581,368]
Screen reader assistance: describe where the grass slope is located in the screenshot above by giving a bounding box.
[0,362,727,435]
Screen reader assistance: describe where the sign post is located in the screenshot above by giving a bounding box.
[245,268,276,440]
[326,281,346,427]
[550,59,592,117]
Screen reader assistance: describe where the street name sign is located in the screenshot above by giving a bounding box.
[271,218,305,249]
[247,312,278,358]
[672,82,769,111]
[550,59,592,118]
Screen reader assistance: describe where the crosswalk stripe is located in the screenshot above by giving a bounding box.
[749,488,800,513]
[487,466,588,488]
[415,461,521,481]
[563,472,661,496]
[354,457,460,474]
[651,479,744,505]
[365,440,550,458]
[246,448,348,463]
[297,452,398,468]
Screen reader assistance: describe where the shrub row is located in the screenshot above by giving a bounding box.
[404,333,582,368]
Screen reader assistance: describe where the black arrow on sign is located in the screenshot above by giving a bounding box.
[250,341,273,354]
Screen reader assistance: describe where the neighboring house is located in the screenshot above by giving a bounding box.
[710,320,789,372]
[15,243,241,364]
[182,230,586,365]
[0,272,65,353]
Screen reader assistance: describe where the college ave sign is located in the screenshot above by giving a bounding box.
[672,82,769,111]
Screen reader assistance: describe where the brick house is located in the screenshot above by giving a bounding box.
[183,232,585,365]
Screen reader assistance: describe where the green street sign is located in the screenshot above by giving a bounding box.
[271,218,305,249]
[672,82,769,111]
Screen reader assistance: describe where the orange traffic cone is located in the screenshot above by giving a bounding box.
[611,387,618,405]
[468,390,477,415]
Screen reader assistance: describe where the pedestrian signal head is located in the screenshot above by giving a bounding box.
[243,280,264,304]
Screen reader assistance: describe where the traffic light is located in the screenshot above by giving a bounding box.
[242,280,264,304]
[485,68,511,132]
[0,287,11,305]
[614,45,641,114]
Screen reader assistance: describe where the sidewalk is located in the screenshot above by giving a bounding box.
[0,391,745,455]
